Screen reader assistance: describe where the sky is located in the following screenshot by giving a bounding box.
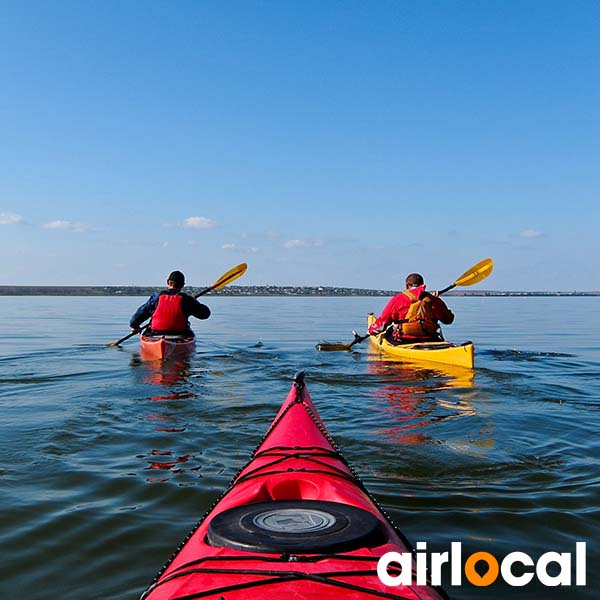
[1,1,599,291]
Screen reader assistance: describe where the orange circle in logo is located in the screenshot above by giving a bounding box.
[464,552,499,586]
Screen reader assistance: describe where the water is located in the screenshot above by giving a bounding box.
[0,296,598,599]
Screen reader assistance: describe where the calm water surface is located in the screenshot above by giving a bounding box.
[0,296,598,599]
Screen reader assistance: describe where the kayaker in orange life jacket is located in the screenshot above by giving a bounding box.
[129,270,210,336]
[368,273,454,342]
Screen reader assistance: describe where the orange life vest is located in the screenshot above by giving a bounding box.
[151,293,189,332]
[398,289,440,338]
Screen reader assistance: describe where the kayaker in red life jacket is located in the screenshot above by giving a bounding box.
[129,270,210,336]
[368,273,454,342]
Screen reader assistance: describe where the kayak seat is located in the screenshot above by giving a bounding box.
[383,327,444,347]
[143,334,194,342]
[144,329,195,338]
[207,499,384,554]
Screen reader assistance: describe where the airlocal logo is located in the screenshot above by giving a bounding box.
[377,542,586,587]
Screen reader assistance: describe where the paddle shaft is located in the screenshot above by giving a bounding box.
[437,283,456,295]
[347,333,370,349]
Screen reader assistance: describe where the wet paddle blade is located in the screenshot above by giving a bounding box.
[211,263,248,291]
[454,258,494,287]
[316,342,352,351]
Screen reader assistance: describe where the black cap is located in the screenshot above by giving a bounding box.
[405,273,424,287]
[167,270,185,288]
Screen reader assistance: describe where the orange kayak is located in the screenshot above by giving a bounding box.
[141,372,448,600]
[140,334,195,361]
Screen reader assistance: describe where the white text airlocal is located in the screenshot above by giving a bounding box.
[377,542,586,587]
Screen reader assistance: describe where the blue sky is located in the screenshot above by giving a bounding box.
[1,1,598,291]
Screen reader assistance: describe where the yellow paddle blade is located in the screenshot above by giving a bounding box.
[316,342,352,351]
[454,258,494,287]
[211,262,248,290]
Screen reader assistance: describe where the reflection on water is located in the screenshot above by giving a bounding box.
[130,352,192,387]
[142,450,195,483]
[366,344,476,388]
[130,353,199,482]
[366,354,495,451]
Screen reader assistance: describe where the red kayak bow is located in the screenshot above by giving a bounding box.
[141,372,448,600]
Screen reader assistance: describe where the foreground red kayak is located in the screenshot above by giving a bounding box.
[140,334,195,361]
[141,372,447,600]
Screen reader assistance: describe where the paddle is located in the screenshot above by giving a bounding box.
[316,258,494,351]
[437,257,494,295]
[106,263,248,347]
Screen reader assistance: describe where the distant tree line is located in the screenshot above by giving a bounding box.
[0,286,597,296]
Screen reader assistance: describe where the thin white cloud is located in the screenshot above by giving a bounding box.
[284,239,323,249]
[0,212,24,225]
[42,220,94,232]
[183,216,217,229]
[222,243,259,253]
[518,229,545,238]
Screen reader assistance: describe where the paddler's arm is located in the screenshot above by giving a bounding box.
[429,293,455,324]
[130,293,159,329]
[368,294,403,334]
[182,294,211,320]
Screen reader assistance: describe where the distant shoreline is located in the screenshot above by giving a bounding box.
[0,286,598,297]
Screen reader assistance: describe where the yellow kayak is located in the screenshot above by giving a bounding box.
[367,314,475,369]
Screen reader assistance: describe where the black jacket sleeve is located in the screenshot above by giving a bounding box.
[181,294,211,320]
[129,292,160,328]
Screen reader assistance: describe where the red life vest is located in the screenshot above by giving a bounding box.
[151,293,189,332]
